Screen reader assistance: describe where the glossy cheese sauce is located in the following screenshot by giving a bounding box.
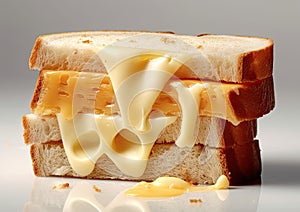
[125,175,230,197]
[36,51,235,177]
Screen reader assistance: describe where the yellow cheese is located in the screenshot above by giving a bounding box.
[125,175,229,197]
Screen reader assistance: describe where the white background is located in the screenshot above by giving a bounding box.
[0,0,299,211]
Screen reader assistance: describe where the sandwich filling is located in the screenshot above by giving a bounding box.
[38,53,227,177]
[32,52,232,177]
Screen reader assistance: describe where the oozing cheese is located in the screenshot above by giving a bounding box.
[37,52,235,177]
[56,53,210,177]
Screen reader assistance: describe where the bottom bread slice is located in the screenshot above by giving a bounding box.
[30,140,261,185]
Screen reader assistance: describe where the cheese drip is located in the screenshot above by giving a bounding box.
[125,175,229,197]
[56,53,195,177]
[57,114,176,176]
[107,54,185,132]
[55,49,223,177]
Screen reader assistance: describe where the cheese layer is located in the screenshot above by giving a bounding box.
[33,71,241,123]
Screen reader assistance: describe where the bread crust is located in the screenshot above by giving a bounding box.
[229,77,275,121]
[22,115,30,144]
[29,31,273,83]
[240,44,273,82]
[29,141,261,185]
[30,70,44,111]
[29,36,42,70]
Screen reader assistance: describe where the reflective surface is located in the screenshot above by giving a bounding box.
[23,177,259,212]
[1,118,300,212]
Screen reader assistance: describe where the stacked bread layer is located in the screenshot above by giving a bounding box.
[23,31,274,184]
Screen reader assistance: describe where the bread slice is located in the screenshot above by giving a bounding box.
[30,70,275,125]
[30,140,261,185]
[23,114,257,148]
[29,31,273,83]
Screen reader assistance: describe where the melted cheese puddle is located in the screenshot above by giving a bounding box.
[125,175,229,197]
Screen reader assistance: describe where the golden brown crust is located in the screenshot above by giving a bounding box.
[229,76,275,121]
[22,115,30,144]
[225,140,261,184]
[30,144,40,176]
[30,70,45,111]
[29,36,42,70]
[222,119,257,146]
[240,41,273,82]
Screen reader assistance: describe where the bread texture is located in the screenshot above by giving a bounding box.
[23,114,257,148]
[30,140,261,185]
[30,70,275,125]
[29,31,273,83]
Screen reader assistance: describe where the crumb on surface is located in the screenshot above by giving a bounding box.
[93,185,101,193]
[82,39,91,44]
[189,199,202,203]
[52,183,70,190]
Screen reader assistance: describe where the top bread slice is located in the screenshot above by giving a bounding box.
[29,31,273,83]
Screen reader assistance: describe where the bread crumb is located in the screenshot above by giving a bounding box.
[52,183,69,190]
[189,199,202,203]
[82,39,92,44]
[93,185,101,193]
[197,45,202,49]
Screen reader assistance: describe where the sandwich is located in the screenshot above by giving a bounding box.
[23,31,274,184]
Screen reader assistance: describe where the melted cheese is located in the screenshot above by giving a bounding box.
[125,175,229,197]
[108,54,181,132]
[44,49,230,177]
[62,175,229,212]
[56,53,191,177]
